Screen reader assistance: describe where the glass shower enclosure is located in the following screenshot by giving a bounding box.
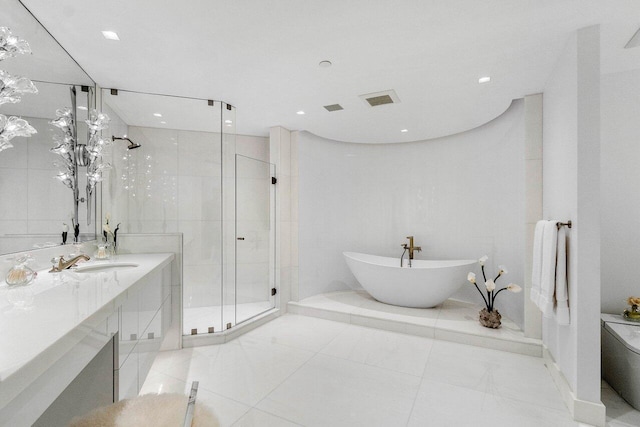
[234,154,276,325]
[100,89,275,337]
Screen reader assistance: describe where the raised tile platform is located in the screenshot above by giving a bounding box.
[288,290,542,357]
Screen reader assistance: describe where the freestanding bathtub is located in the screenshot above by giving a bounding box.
[343,252,477,308]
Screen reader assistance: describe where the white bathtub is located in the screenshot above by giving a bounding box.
[343,252,477,308]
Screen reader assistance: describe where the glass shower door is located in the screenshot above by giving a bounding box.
[234,154,275,325]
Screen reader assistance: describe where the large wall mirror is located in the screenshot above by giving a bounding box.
[0,0,96,255]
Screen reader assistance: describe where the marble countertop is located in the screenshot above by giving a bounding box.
[0,252,174,409]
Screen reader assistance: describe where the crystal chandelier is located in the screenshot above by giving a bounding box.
[50,88,111,225]
[0,27,37,152]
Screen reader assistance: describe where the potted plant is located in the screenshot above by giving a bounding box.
[467,255,521,328]
[623,297,640,322]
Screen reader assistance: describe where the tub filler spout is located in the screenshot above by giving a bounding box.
[401,236,422,267]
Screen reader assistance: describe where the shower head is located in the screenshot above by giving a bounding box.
[112,136,141,150]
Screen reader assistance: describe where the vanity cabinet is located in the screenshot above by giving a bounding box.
[0,253,175,427]
[117,266,172,400]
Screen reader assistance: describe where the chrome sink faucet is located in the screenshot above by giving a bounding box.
[400,236,422,268]
[49,254,90,273]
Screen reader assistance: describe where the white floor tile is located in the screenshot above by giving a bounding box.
[320,324,434,376]
[241,314,349,353]
[191,387,251,427]
[231,409,301,427]
[423,340,565,411]
[147,348,197,374]
[257,353,421,427]
[163,337,314,406]
[409,379,578,427]
[602,382,640,426]
[140,305,581,426]
[140,370,190,395]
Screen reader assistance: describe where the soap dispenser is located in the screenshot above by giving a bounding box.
[5,255,37,286]
[94,242,111,260]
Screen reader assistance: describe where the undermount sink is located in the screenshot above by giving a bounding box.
[74,262,139,273]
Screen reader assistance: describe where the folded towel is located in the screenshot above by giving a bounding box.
[530,220,547,306]
[555,225,570,325]
[538,220,558,316]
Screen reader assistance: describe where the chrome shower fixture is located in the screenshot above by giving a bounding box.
[112,135,141,150]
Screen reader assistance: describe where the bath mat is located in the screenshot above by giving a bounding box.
[69,393,219,427]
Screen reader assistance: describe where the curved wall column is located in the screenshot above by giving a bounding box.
[296,100,527,328]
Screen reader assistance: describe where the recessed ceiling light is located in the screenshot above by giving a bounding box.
[319,60,332,68]
[478,76,491,84]
[400,129,408,133]
[296,110,305,115]
[101,30,120,41]
[224,119,233,124]
[77,106,87,111]
[153,113,162,117]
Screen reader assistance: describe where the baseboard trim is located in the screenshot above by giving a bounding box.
[543,347,606,426]
[182,309,280,348]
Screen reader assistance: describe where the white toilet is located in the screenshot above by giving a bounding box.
[601,313,640,410]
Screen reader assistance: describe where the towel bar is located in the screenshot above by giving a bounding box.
[556,220,572,230]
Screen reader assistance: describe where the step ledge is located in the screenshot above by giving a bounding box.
[288,301,542,357]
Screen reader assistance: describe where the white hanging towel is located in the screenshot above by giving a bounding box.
[538,221,558,316]
[530,220,547,307]
[554,225,570,324]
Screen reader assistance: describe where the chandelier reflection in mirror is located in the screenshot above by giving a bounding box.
[50,87,111,226]
[0,26,37,152]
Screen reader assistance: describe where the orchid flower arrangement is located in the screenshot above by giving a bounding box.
[103,213,121,251]
[467,255,521,312]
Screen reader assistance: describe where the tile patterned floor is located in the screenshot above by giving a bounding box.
[139,313,639,426]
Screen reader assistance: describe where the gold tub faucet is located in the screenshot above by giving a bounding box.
[406,236,422,260]
[49,254,90,273]
[401,236,422,267]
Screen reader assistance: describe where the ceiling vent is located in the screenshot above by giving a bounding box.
[324,104,343,112]
[359,89,400,107]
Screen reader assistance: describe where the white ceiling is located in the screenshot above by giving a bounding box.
[14,0,640,143]
[2,0,92,85]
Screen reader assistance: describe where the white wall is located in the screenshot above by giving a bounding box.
[0,117,93,253]
[601,68,640,313]
[541,25,601,419]
[298,100,526,327]
[270,127,294,311]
